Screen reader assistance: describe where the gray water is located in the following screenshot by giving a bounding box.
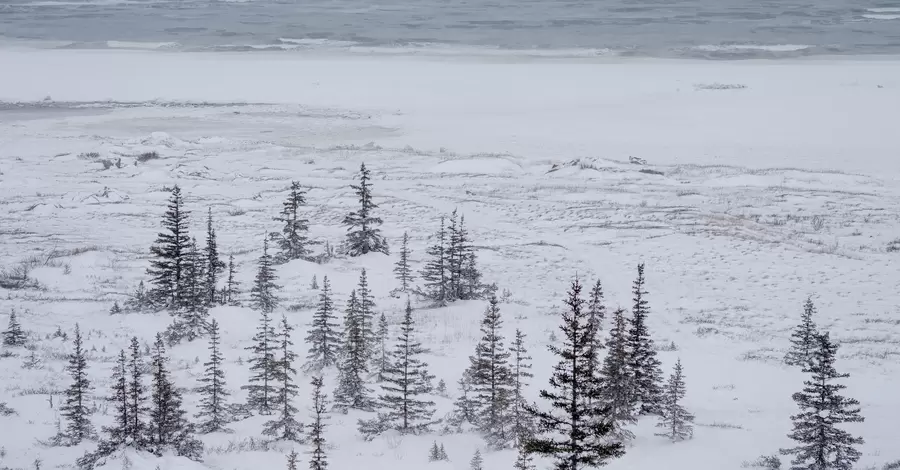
[1,0,900,58]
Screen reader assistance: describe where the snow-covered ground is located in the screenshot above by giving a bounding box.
[1,49,899,470]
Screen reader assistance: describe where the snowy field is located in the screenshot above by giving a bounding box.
[1,49,900,470]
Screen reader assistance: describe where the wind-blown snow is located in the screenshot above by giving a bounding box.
[0,49,898,470]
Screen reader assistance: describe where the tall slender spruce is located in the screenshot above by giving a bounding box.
[196,319,231,433]
[272,181,313,262]
[204,208,225,306]
[655,359,693,442]
[780,332,864,470]
[509,329,535,446]
[420,216,449,305]
[264,316,304,442]
[2,310,26,347]
[222,254,240,305]
[304,276,340,372]
[585,279,606,385]
[467,296,514,449]
[524,279,624,470]
[61,323,94,443]
[626,263,663,415]
[598,308,637,442]
[244,303,278,415]
[374,312,390,382]
[333,289,375,411]
[127,337,146,446]
[358,300,437,438]
[147,185,191,309]
[784,297,819,367]
[308,376,328,470]
[355,269,378,357]
[104,350,130,445]
[251,239,280,314]
[148,333,197,457]
[343,163,389,256]
[167,237,208,343]
[393,231,415,292]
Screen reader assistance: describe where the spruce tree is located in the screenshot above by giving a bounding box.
[333,289,375,411]
[655,359,693,442]
[509,329,535,446]
[196,319,231,433]
[204,207,226,306]
[286,450,299,470]
[429,441,442,461]
[343,163,389,256]
[2,310,26,347]
[449,372,478,431]
[374,312,390,382]
[244,304,277,415]
[307,376,328,470]
[103,350,130,446]
[585,279,606,384]
[393,231,414,292]
[469,449,483,470]
[127,337,146,446]
[358,300,437,438]
[458,214,488,300]
[61,323,94,443]
[355,269,378,358]
[110,302,122,315]
[447,210,463,300]
[466,296,514,449]
[514,441,536,470]
[148,333,197,456]
[598,308,637,442]
[147,185,191,308]
[524,279,624,470]
[271,181,313,262]
[784,297,819,367]
[264,316,304,442]
[780,332,864,470]
[251,239,280,314]
[124,281,149,313]
[303,276,340,372]
[420,216,449,305]
[626,263,664,416]
[167,237,209,343]
[311,275,318,290]
[222,254,239,305]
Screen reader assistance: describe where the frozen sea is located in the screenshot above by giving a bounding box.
[1,0,900,58]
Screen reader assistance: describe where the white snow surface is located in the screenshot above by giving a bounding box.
[1,49,899,470]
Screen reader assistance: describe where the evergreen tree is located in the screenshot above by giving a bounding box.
[355,269,378,358]
[358,300,437,438]
[524,279,624,470]
[420,216,449,305]
[286,450,299,470]
[304,276,340,372]
[457,214,488,300]
[167,237,209,343]
[449,372,478,431]
[466,296,514,449]
[447,210,463,300]
[626,263,663,416]
[196,319,231,433]
[311,275,318,290]
[509,329,536,446]
[148,334,199,457]
[124,281,149,313]
[393,231,415,292]
[147,185,191,308]
[264,316,304,442]
[61,323,94,443]
[780,332,864,470]
[244,304,277,415]
[251,239,280,314]
[307,376,328,470]
[343,163,389,256]
[514,441,536,470]
[429,441,441,462]
[333,289,375,411]
[271,181,313,262]
[126,337,146,447]
[655,359,693,442]
[784,297,819,367]
[469,450,483,470]
[222,255,239,305]
[374,312,390,382]
[598,308,637,442]
[103,350,130,446]
[585,279,606,385]
[109,302,122,315]
[2,310,26,347]
[204,207,226,306]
